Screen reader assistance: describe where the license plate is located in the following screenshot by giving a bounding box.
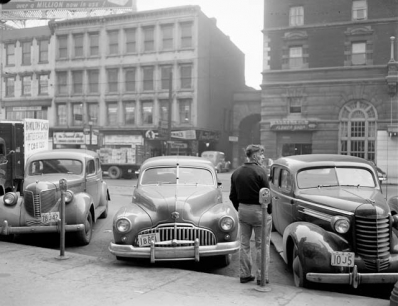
[138,233,160,247]
[41,212,60,224]
[331,251,355,267]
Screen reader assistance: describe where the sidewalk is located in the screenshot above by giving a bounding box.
[0,241,389,306]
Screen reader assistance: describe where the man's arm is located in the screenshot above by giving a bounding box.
[229,175,239,211]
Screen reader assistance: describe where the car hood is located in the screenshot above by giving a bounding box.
[24,174,83,192]
[297,187,389,215]
[133,185,221,226]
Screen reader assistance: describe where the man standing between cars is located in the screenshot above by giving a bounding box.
[229,144,272,284]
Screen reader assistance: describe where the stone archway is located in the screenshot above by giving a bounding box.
[238,114,261,164]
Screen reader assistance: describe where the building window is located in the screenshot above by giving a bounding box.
[22,76,31,96]
[88,70,99,93]
[351,42,366,65]
[72,103,84,126]
[107,102,118,126]
[123,101,135,125]
[289,46,303,68]
[161,66,172,90]
[38,74,49,95]
[352,0,367,20]
[107,68,119,93]
[143,26,155,52]
[178,99,191,124]
[125,68,136,92]
[87,103,98,125]
[6,107,47,121]
[72,71,83,94]
[289,6,304,26]
[161,24,173,50]
[108,30,119,55]
[38,40,48,62]
[289,97,301,114]
[22,41,31,65]
[141,101,153,124]
[5,77,15,97]
[339,100,377,162]
[58,36,68,59]
[57,104,67,125]
[180,65,192,89]
[57,71,68,95]
[159,99,169,122]
[143,66,154,91]
[6,44,15,66]
[73,34,84,58]
[180,22,193,48]
[88,32,99,56]
[125,28,136,53]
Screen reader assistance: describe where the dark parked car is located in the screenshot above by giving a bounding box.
[109,156,239,266]
[0,149,110,245]
[269,154,398,288]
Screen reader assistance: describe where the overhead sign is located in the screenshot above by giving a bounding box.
[54,132,85,145]
[171,130,196,140]
[104,134,143,145]
[24,119,49,161]
[1,0,136,10]
[270,120,318,131]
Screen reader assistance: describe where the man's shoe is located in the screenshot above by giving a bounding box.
[240,275,255,283]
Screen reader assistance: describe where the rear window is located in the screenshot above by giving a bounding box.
[141,167,214,185]
[28,159,83,175]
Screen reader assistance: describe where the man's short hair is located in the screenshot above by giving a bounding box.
[245,144,264,157]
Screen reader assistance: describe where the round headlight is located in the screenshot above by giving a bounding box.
[4,192,18,206]
[219,216,234,232]
[116,218,131,233]
[64,190,74,203]
[332,217,350,234]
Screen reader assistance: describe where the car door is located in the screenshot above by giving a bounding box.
[270,166,281,233]
[85,158,99,206]
[277,167,295,233]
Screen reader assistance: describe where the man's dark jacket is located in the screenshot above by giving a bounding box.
[229,162,271,213]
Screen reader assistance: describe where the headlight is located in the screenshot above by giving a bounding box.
[64,190,74,203]
[219,216,234,232]
[116,218,131,233]
[331,216,350,234]
[4,192,18,206]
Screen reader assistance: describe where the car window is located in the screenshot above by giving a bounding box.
[28,159,83,175]
[336,167,375,187]
[272,167,280,186]
[141,167,214,185]
[86,160,96,175]
[280,169,292,192]
[95,158,100,173]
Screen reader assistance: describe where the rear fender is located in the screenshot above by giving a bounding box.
[283,222,350,271]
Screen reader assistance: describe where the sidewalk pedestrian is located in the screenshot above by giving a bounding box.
[229,144,272,284]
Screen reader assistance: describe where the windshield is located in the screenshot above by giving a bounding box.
[141,167,214,185]
[28,159,83,175]
[297,167,376,189]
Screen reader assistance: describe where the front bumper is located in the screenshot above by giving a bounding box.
[109,239,240,263]
[0,220,84,235]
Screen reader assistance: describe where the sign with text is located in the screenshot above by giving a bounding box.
[54,132,85,145]
[171,130,196,140]
[270,120,317,131]
[104,134,143,146]
[24,119,49,161]
[198,130,219,141]
[1,0,136,10]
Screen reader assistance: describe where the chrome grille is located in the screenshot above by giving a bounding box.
[24,189,56,218]
[135,224,217,247]
[355,215,390,271]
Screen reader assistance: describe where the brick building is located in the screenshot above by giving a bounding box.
[259,0,398,182]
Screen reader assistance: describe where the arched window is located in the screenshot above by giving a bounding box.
[339,100,377,161]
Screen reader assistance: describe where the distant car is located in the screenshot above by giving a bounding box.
[109,156,239,266]
[269,154,398,288]
[201,151,231,173]
[0,149,110,245]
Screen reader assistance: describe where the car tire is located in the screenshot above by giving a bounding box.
[215,254,231,267]
[75,212,93,246]
[108,166,122,179]
[292,245,309,288]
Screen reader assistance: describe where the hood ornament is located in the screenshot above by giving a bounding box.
[171,211,179,220]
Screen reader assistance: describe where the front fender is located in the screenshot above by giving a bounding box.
[283,222,351,272]
[0,195,24,226]
[65,192,93,224]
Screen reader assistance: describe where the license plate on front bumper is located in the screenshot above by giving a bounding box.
[331,251,355,267]
[138,233,160,247]
[41,212,59,224]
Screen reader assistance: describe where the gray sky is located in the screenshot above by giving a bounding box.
[139,0,264,89]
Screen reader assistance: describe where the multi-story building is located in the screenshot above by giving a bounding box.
[259,0,398,182]
[0,26,54,121]
[47,5,245,157]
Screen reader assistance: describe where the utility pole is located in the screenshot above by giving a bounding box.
[167,71,172,155]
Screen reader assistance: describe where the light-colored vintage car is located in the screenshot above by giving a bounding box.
[201,151,231,173]
[270,154,398,288]
[0,149,110,245]
[109,156,239,266]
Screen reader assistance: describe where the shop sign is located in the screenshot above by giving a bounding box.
[198,130,219,141]
[170,142,188,149]
[104,134,143,145]
[270,120,317,131]
[229,136,238,142]
[171,130,196,140]
[13,106,42,111]
[24,119,49,161]
[54,132,85,145]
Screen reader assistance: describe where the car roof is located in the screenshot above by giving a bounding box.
[27,149,98,162]
[272,154,375,172]
[141,156,214,169]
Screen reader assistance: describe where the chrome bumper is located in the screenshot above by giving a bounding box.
[109,239,240,263]
[0,220,84,235]
[307,265,398,288]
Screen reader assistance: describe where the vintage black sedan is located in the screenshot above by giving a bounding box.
[269,154,398,288]
[109,156,239,266]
